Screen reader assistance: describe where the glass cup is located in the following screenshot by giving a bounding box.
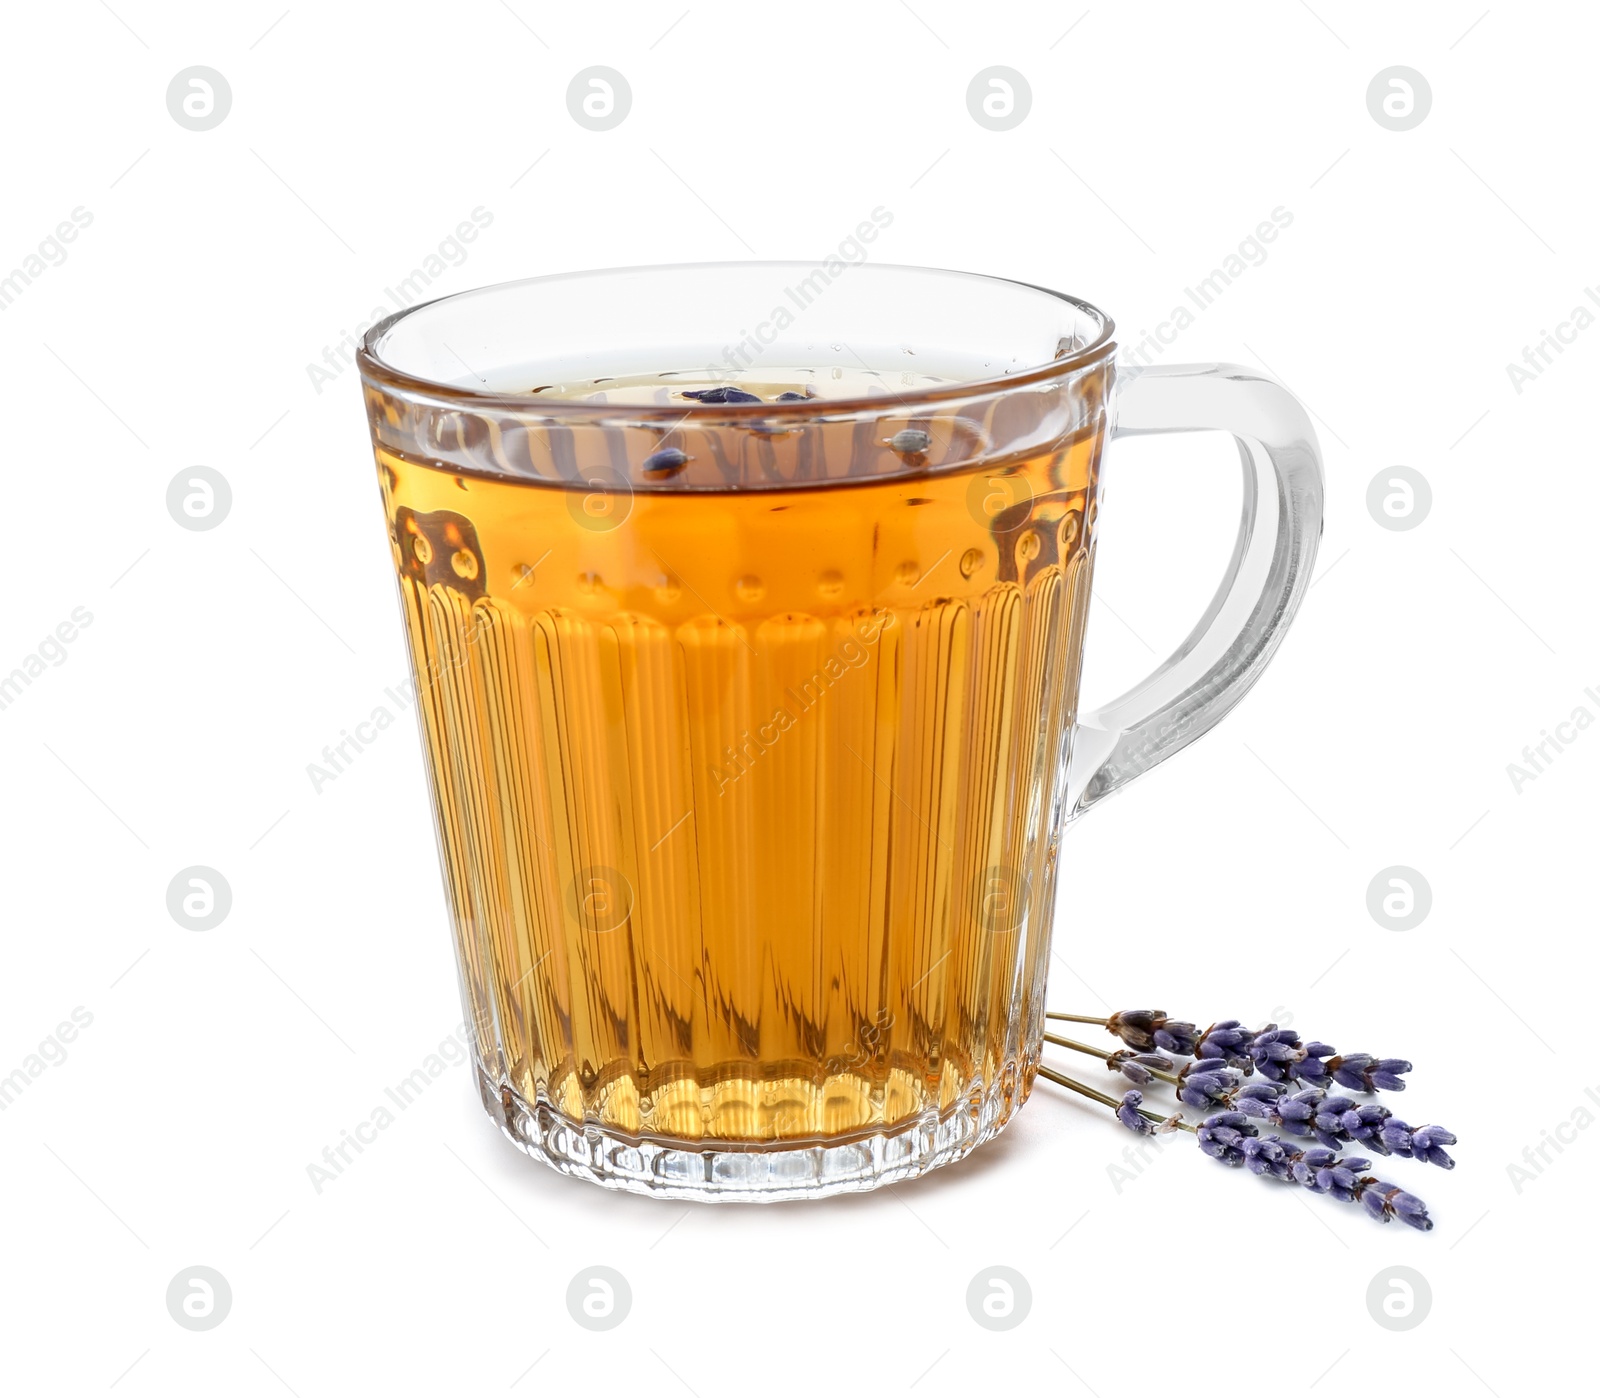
[356,263,1322,1200]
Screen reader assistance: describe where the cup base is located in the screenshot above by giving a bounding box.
[474,1061,1021,1202]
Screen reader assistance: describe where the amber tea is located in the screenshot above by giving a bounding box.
[377,362,1099,1163]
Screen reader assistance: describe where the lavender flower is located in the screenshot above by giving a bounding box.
[1196,1111,1256,1165]
[1089,1005,1415,1093]
[1248,1027,1302,1080]
[1361,1181,1433,1230]
[1254,1086,1353,1148]
[1295,1041,1339,1085]
[1239,1133,1295,1180]
[1113,1089,1182,1136]
[1235,1081,1287,1120]
[681,386,762,404]
[1117,1089,1156,1135]
[1196,1019,1257,1069]
[1329,1052,1412,1093]
[1235,1086,1456,1170]
[1330,1097,1394,1152]
[887,428,933,455]
[1225,1134,1434,1230]
[1091,1080,1436,1229]
[1108,1050,1174,1087]
[1272,1087,1323,1137]
[1177,1058,1243,1108]
[640,446,690,477]
[1106,1010,1199,1056]
[1380,1120,1458,1169]
[1293,1146,1370,1199]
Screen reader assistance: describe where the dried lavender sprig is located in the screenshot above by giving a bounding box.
[1193,1111,1433,1230]
[1236,1083,1456,1168]
[1055,1009,1413,1092]
[1037,1070,1433,1229]
[1247,1029,1411,1092]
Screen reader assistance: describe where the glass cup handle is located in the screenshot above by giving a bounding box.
[1066,362,1325,819]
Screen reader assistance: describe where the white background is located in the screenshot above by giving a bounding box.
[1,2,1593,1393]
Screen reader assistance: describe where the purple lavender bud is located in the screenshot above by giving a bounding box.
[887,428,934,456]
[1358,1181,1432,1230]
[1389,1189,1433,1231]
[682,386,762,404]
[1321,1158,1371,1202]
[1330,1052,1413,1094]
[1330,1053,1373,1092]
[1312,1095,1356,1150]
[1276,1088,1323,1135]
[1116,1089,1155,1135]
[1107,1050,1172,1087]
[1108,1010,1199,1055]
[1250,1027,1307,1083]
[1287,1145,1375,1202]
[1241,1134,1296,1180]
[1197,1019,1257,1068]
[1381,1120,1458,1170]
[1254,1028,1300,1049]
[1293,1146,1339,1189]
[640,446,691,477]
[1105,1010,1162,1051]
[1153,1021,1200,1056]
[1196,1111,1257,1166]
[1236,1082,1284,1120]
[1178,1059,1242,1108]
[1378,1119,1414,1155]
[1410,1123,1459,1169]
[1370,1058,1413,1092]
[1338,1101,1394,1152]
[1296,1043,1337,1085]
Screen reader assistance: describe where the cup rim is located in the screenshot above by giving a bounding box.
[356,261,1117,420]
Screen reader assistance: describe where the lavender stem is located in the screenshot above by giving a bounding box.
[1043,1032,1185,1088]
[1036,1065,1196,1131]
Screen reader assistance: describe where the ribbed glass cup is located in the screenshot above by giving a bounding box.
[358,264,1115,1199]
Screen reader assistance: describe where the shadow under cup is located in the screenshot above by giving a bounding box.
[358,263,1117,1200]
